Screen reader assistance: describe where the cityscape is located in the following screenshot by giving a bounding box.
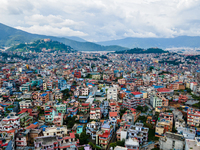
[0,1,200,150]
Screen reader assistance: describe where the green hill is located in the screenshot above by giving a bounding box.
[0,23,127,51]
[8,39,75,53]
[115,47,168,54]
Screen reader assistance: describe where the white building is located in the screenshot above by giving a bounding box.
[0,113,20,131]
[150,95,162,108]
[107,87,118,101]
[185,137,200,150]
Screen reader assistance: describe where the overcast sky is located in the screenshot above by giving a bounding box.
[0,0,200,42]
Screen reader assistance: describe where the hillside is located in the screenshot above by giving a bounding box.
[115,48,168,54]
[8,39,75,53]
[97,36,200,49]
[0,23,127,51]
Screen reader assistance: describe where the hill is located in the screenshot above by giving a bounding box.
[97,36,200,49]
[115,47,168,54]
[0,23,127,51]
[7,39,75,53]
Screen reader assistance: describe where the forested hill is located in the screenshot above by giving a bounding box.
[115,48,168,54]
[7,39,75,53]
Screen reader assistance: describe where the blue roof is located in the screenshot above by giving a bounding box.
[41,93,47,97]
[33,122,38,125]
[125,91,131,93]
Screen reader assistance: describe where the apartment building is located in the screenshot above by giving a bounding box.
[159,132,185,150]
[0,113,20,131]
[80,87,89,96]
[178,95,188,103]
[39,93,49,104]
[107,87,118,101]
[150,95,162,108]
[79,103,90,113]
[125,138,139,150]
[55,103,66,114]
[19,100,32,110]
[18,109,33,127]
[123,94,145,109]
[187,107,200,126]
[155,120,172,137]
[86,121,101,140]
[90,107,101,120]
[44,107,56,123]
[127,123,149,144]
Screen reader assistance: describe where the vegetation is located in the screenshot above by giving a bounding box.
[63,116,77,128]
[136,105,148,112]
[115,47,168,54]
[8,39,74,53]
[61,89,71,100]
[110,139,125,149]
[136,116,147,123]
[148,128,159,142]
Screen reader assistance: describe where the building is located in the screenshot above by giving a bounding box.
[44,107,56,123]
[173,109,185,129]
[127,123,149,144]
[185,137,200,150]
[187,107,200,126]
[155,120,172,137]
[19,100,32,110]
[177,127,196,139]
[125,138,139,150]
[150,95,162,108]
[107,87,118,101]
[86,121,101,140]
[55,103,66,114]
[178,95,188,103]
[0,113,20,131]
[159,132,185,150]
[123,94,145,109]
[18,109,33,127]
[90,107,101,120]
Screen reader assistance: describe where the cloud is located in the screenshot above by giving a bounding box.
[0,0,200,41]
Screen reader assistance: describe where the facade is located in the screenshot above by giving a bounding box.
[150,95,162,108]
[90,107,101,120]
[159,132,185,150]
[19,100,32,110]
[155,120,172,137]
[123,95,145,109]
[127,123,149,144]
[44,107,56,123]
[55,103,66,114]
[187,107,200,126]
[86,121,101,140]
[125,138,139,150]
[0,113,20,131]
[107,87,118,101]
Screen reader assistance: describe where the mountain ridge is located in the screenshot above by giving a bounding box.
[0,23,127,51]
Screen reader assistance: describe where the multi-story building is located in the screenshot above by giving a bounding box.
[107,87,118,101]
[125,138,139,150]
[43,126,68,137]
[53,113,63,126]
[18,109,33,127]
[0,113,20,131]
[34,133,79,150]
[80,88,89,96]
[90,107,101,120]
[123,94,145,109]
[159,132,185,150]
[150,95,162,108]
[19,100,32,110]
[79,103,90,113]
[55,103,66,114]
[187,107,200,126]
[173,109,185,129]
[177,127,196,139]
[86,121,101,140]
[127,123,149,144]
[44,107,56,123]
[96,121,114,149]
[39,93,49,104]
[185,137,200,150]
[109,102,120,113]
[15,129,30,147]
[155,120,172,137]
[178,95,188,103]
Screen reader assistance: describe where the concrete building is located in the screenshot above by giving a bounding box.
[177,127,196,139]
[159,132,185,150]
[150,95,162,108]
[187,107,200,126]
[107,87,118,101]
[185,137,200,150]
[86,121,101,140]
[125,138,139,150]
[127,123,149,144]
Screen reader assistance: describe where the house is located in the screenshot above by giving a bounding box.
[177,127,196,139]
[123,94,145,109]
[173,109,185,129]
[127,123,149,144]
[125,138,139,150]
[44,107,56,123]
[54,103,66,114]
[155,120,172,137]
[159,132,185,150]
[86,121,101,140]
[15,129,30,147]
[19,100,32,110]
[18,109,33,127]
[90,107,101,120]
[146,115,157,128]
[178,95,188,103]
[0,113,20,131]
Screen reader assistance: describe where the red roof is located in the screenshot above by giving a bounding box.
[81,103,89,106]
[26,124,38,129]
[99,130,110,138]
[70,133,75,138]
[110,103,116,106]
[157,88,172,93]
[18,108,32,116]
[131,92,142,95]
[109,112,118,117]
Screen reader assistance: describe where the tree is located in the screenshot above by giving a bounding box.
[79,130,90,145]
[110,142,117,149]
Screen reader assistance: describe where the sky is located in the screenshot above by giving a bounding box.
[0,0,200,42]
